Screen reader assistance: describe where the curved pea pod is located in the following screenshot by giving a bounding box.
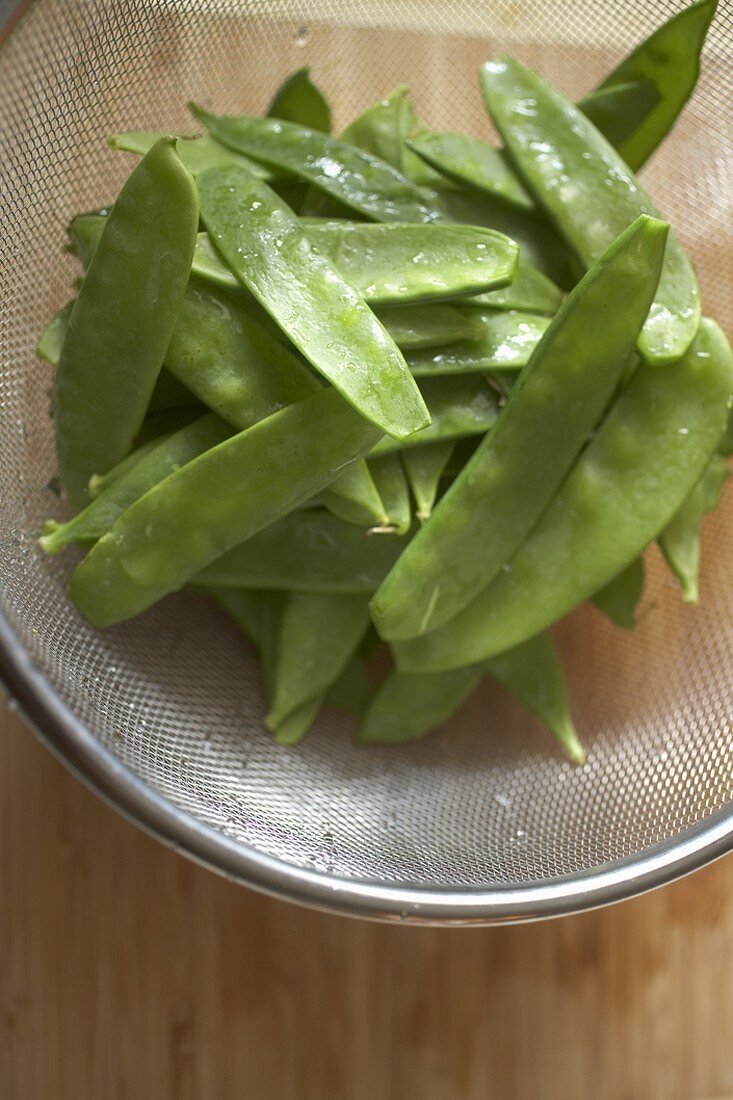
[394,318,733,672]
[464,260,563,316]
[658,454,729,603]
[196,163,429,439]
[376,303,486,350]
[481,57,700,364]
[591,557,645,629]
[369,454,411,535]
[402,441,454,522]
[192,510,410,594]
[267,592,371,729]
[484,633,584,763]
[406,310,550,376]
[37,301,73,365]
[373,216,668,641]
[358,663,486,745]
[54,138,199,506]
[108,131,276,180]
[407,130,536,216]
[69,389,382,627]
[190,105,441,224]
[589,0,718,171]
[371,375,500,455]
[273,696,326,746]
[578,80,660,152]
[321,462,387,528]
[267,67,331,132]
[40,414,231,555]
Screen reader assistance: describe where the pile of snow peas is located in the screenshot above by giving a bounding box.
[39,0,732,761]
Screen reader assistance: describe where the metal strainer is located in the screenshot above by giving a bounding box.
[0,0,731,925]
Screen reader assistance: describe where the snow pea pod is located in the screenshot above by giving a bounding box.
[464,261,563,315]
[109,131,275,179]
[267,592,371,728]
[394,318,733,671]
[40,413,231,554]
[371,375,500,455]
[206,586,285,703]
[37,300,73,365]
[54,138,199,505]
[196,162,429,439]
[590,0,717,172]
[193,510,410,594]
[267,67,331,132]
[321,462,387,528]
[377,303,484,351]
[369,454,411,535]
[69,389,383,627]
[406,310,550,376]
[481,58,700,364]
[659,454,729,602]
[402,442,454,522]
[578,80,660,152]
[373,216,667,640]
[358,663,485,744]
[190,105,442,224]
[406,131,536,216]
[591,557,645,629]
[88,436,167,499]
[324,654,373,719]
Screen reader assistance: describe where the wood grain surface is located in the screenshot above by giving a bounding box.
[2,699,733,1100]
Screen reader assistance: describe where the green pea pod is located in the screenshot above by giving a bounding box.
[464,261,564,316]
[484,633,584,763]
[373,215,668,641]
[206,586,285,701]
[40,413,231,555]
[88,436,167,499]
[718,411,733,457]
[108,131,276,180]
[342,86,414,170]
[406,130,536,216]
[590,0,718,172]
[376,303,485,350]
[54,138,199,505]
[591,557,645,629]
[267,592,371,728]
[37,300,73,365]
[371,375,500,455]
[320,462,388,528]
[196,163,429,439]
[369,454,411,535]
[394,318,733,671]
[267,67,331,133]
[193,510,410,593]
[74,211,518,307]
[481,57,700,364]
[273,695,325,746]
[131,406,202,449]
[402,441,454,522]
[406,310,551,376]
[325,654,374,718]
[659,454,729,602]
[190,105,442,224]
[578,80,660,152]
[358,663,486,744]
[69,389,383,627]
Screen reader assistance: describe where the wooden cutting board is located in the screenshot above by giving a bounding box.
[2,699,733,1100]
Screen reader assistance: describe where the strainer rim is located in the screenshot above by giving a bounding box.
[2,606,732,925]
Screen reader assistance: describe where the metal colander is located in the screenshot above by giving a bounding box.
[0,0,731,925]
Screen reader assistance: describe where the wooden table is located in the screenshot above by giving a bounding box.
[3,699,733,1100]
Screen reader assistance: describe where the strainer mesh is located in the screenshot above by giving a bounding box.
[0,0,731,889]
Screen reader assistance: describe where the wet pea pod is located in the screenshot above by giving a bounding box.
[266,592,371,732]
[402,442,454,522]
[267,67,331,133]
[109,131,276,181]
[190,105,442,224]
[370,375,500,455]
[196,162,429,439]
[406,310,551,376]
[369,454,411,535]
[40,413,232,554]
[375,303,486,350]
[578,81,660,152]
[69,389,383,627]
[464,262,563,316]
[591,557,646,629]
[54,138,199,505]
[394,318,733,672]
[373,216,668,641]
[659,454,729,603]
[589,0,717,171]
[481,58,700,364]
[192,510,410,594]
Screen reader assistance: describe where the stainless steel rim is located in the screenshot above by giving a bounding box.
[2,604,733,925]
